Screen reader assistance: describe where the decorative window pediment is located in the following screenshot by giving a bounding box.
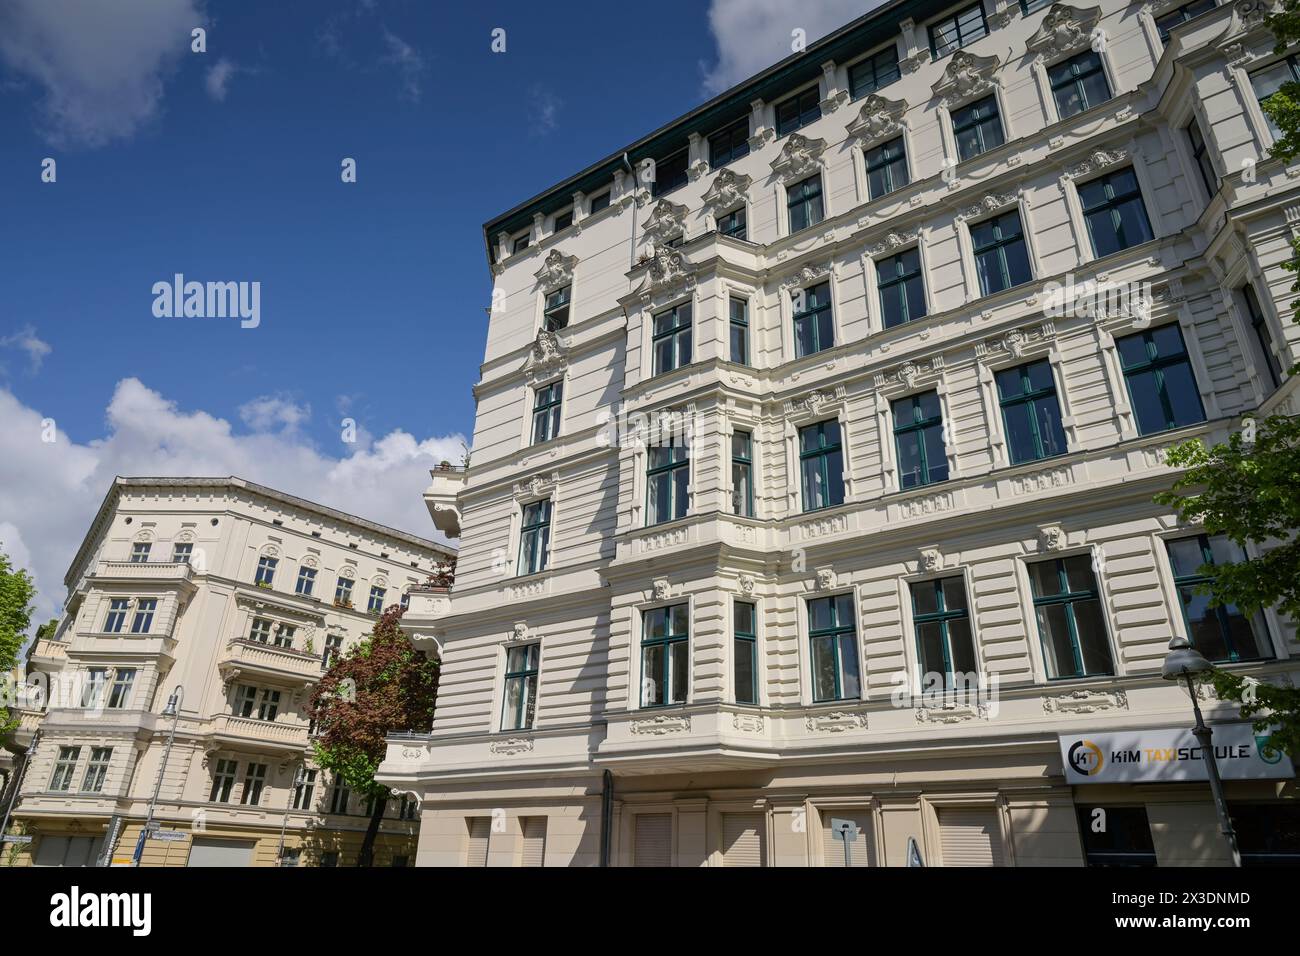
[1063,147,1128,179]
[866,228,920,257]
[974,321,1057,363]
[1026,4,1102,61]
[846,94,909,146]
[524,330,566,382]
[701,168,752,219]
[770,133,827,183]
[642,199,689,246]
[931,50,1000,107]
[778,260,834,290]
[534,249,577,292]
[873,356,944,391]
[512,471,557,500]
[955,191,1018,222]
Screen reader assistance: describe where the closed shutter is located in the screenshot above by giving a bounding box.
[938,808,1004,866]
[186,838,254,867]
[34,836,103,867]
[633,813,672,867]
[466,817,490,867]
[722,812,765,867]
[521,817,547,867]
[821,810,872,867]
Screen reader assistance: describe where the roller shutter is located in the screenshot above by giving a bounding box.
[466,817,491,867]
[633,813,672,867]
[938,808,1004,866]
[722,812,765,866]
[521,817,547,867]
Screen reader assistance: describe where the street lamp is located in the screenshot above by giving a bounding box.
[132,685,184,867]
[1161,636,1242,867]
[276,763,306,867]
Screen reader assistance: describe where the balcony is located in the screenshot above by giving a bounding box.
[422,463,467,537]
[218,638,322,687]
[28,638,68,667]
[9,707,44,749]
[69,632,177,662]
[205,713,309,753]
[397,586,451,657]
[91,560,194,584]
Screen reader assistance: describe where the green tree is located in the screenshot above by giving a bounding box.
[1154,417,1300,757]
[306,605,439,866]
[1261,4,1300,319]
[0,549,36,742]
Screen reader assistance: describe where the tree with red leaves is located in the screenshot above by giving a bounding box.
[307,604,439,866]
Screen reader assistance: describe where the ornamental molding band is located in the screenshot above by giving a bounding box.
[801,512,849,539]
[898,491,954,519]
[1038,524,1068,551]
[846,94,909,146]
[805,710,869,733]
[525,329,566,383]
[641,526,688,552]
[1041,688,1129,714]
[641,198,689,246]
[533,249,577,291]
[701,168,752,218]
[489,737,535,755]
[512,471,557,500]
[873,355,944,390]
[1064,147,1129,179]
[956,192,1018,222]
[780,260,834,289]
[915,700,988,723]
[770,133,827,182]
[974,321,1056,361]
[1026,4,1102,60]
[1012,466,1074,495]
[732,712,765,733]
[784,383,847,416]
[867,228,920,256]
[931,50,1000,107]
[631,714,692,735]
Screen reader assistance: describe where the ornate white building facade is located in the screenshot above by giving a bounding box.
[378,0,1300,866]
[3,477,452,866]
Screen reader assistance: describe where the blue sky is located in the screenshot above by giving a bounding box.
[0,0,869,621]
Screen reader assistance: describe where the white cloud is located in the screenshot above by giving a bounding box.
[0,0,205,147]
[0,325,52,374]
[380,27,425,103]
[238,394,311,433]
[0,378,464,631]
[700,0,883,95]
[528,85,562,136]
[204,57,237,102]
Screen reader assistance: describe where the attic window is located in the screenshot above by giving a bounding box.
[311,531,321,537]
[349,543,358,549]
[272,519,283,526]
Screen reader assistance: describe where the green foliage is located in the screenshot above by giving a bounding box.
[1209,670,1300,760]
[0,548,35,676]
[1262,6,1300,327]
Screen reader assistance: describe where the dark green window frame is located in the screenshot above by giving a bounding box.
[1241,285,1283,388]
[892,391,949,489]
[532,380,563,444]
[793,280,833,357]
[718,206,747,240]
[645,443,690,526]
[877,247,927,329]
[808,594,860,703]
[1186,117,1218,198]
[929,2,988,58]
[910,576,976,685]
[1049,50,1111,118]
[1116,326,1206,434]
[708,116,750,169]
[776,87,821,137]
[864,137,909,199]
[1167,534,1271,664]
[1020,0,1053,12]
[543,285,571,332]
[589,190,611,214]
[641,604,689,707]
[502,642,541,730]
[734,601,758,705]
[652,301,692,375]
[517,498,552,576]
[731,429,755,517]
[952,94,1004,162]
[729,296,749,365]
[652,149,689,197]
[971,210,1032,295]
[798,420,845,512]
[1155,0,1216,42]
[1029,557,1115,679]
[849,45,901,99]
[1079,167,1154,257]
[787,174,824,232]
[996,359,1068,464]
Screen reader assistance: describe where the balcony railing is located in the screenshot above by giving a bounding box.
[219,638,322,685]
[92,560,194,582]
[206,713,309,751]
[29,639,68,663]
[423,464,468,537]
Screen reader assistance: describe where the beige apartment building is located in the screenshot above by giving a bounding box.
[377,0,1300,865]
[1,477,452,867]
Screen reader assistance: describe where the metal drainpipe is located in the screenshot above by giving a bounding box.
[599,769,613,867]
[622,152,639,273]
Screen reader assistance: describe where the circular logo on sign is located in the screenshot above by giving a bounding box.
[1068,739,1104,776]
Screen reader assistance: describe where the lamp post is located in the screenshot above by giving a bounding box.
[132,685,183,867]
[1161,636,1242,867]
[0,729,39,847]
[276,763,306,867]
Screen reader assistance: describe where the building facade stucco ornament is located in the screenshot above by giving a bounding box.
[845,94,909,146]
[780,261,833,289]
[957,192,1017,222]
[931,50,1000,107]
[641,199,688,246]
[920,548,943,572]
[510,622,529,643]
[1064,148,1128,179]
[652,578,671,601]
[1039,524,1067,551]
[533,249,577,291]
[738,574,755,596]
[642,246,696,298]
[1026,5,1102,60]
[867,228,920,257]
[814,566,837,590]
[701,168,752,219]
[770,133,827,182]
[525,329,566,382]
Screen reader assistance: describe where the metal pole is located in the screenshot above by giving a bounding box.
[276,764,305,866]
[843,836,852,868]
[599,769,613,867]
[0,730,38,845]
[133,686,183,867]
[1185,674,1242,868]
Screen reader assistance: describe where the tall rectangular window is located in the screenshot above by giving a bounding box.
[849,45,901,99]
[293,769,318,810]
[130,598,157,634]
[893,392,948,489]
[1028,555,1115,679]
[971,211,1032,295]
[877,249,926,328]
[257,689,281,722]
[793,281,833,358]
[502,643,541,730]
[531,380,563,444]
[104,598,129,633]
[1155,0,1216,41]
[108,668,135,709]
[734,601,758,705]
[1049,50,1111,118]
[172,543,193,564]
[929,2,988,58]
[952,95,1004,162]
[1250,56,1300,138]
[652,149,689,197]
[235,684,257,718]
[323,633,343,669]
[254,555,277,586]
[1186,118,1218,197]
[996,360,1067,464]
[646,443,689,525]
[910,577,976,686]
[80,747,112,793]
[210,758,237,803]
[1241,285,1283,388]
[512,233,529,255]
[82,668,107,709]
[718,206,747,241]
[543,285,571,332]
[50,746,81,791]
[295,566,316,596]
[787,174,824,233]
[553,208,573,232]
[249,617,273,643]
[731,431,755,517]
[1116,325,1205,434]
[799,420,845,512]
[589,190,610,214]
[865,137,909,199]
[775,87,821,136]
[130,542,151,563]
[1166,535,1270,663]
[652,302,692,375]
[641,604,689,706]
[517,499,552,576]
[367,585,386,614]
[241,763,268,806]
[729,297,749,365]
[708,116,750,169]
[330,778,351,814]
[274,623,295,649]
[335,576,354,607]
[1079,167,1153,257]
[808,594,859,703]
